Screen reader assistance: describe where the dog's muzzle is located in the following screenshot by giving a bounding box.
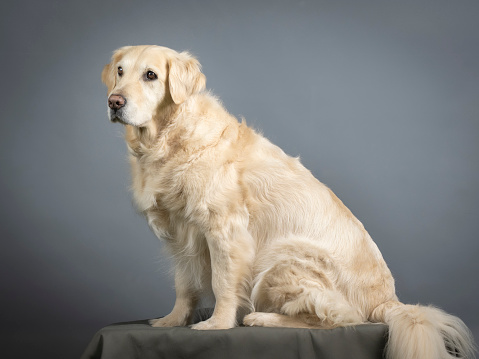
[108,94,128,124]
[108,94,126,111]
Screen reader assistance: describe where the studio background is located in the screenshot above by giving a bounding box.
[1,0,478,358]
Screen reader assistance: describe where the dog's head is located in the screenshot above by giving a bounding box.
[101,45,206,126]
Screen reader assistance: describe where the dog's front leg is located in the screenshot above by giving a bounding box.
[191,218,254,330]
[148,211,199,327]
[150,268,199,327]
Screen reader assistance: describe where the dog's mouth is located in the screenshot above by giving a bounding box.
[109,109,129,125]
[110,116,128,125]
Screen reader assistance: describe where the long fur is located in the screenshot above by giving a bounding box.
[102,45,476,358]
[371,301,476,359]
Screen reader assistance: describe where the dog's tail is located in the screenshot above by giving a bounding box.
[370,300,476,359]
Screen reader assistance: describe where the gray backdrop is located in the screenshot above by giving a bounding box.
[1,0,478,357]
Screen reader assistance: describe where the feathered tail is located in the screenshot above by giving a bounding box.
[370,301,476,359]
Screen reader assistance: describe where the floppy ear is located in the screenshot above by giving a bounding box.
[101,62,115,92]
[168,52,206,104]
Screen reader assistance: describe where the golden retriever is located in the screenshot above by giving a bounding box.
[101,45,475,359]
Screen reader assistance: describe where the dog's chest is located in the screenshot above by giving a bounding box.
[130,163,157,212]
[131,157,212,255]
[130,155,191,216]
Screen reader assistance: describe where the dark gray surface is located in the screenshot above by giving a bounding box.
[81,309,387,359]
[1,1,478,358]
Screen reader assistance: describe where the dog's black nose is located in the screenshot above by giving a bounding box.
[108,94,126,111]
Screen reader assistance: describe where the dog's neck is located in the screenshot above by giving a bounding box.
[124,93,238,163]
[124,98,179,159]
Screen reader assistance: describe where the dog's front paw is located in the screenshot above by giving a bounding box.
[149,314,188,327]
[190,317,234,330]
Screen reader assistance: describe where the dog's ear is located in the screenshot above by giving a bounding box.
[168,52,206,104]
[101,62,115,92]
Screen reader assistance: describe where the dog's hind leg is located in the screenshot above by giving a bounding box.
[243,312,318,328]
[248,238,365,329]
[281,286,364,328]
[246,285,364,329]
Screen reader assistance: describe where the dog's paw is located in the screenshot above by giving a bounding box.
[190,318,233,330]
[243,312,270,327]
[149,315,187,327]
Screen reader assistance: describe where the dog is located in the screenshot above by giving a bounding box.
[101,45,475,359]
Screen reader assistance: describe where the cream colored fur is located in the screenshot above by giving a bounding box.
[102,45,475,358]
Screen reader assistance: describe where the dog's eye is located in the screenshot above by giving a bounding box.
[118,67,123,76]
[146,70,158,80]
